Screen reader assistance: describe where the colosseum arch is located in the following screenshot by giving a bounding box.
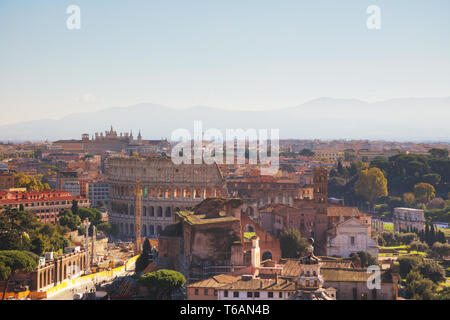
[157,206,163,217]
[262,251,273,261]
[244,223,255,232]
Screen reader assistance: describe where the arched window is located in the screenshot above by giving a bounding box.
[149,225,155,235]
[156,225,162,234]
[149,206,154,217]
[143,224,147,236]
[157,207,163,217]
[165,207,171,217]
[262,251,272,261]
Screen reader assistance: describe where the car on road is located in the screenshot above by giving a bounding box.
[73,293,84,300]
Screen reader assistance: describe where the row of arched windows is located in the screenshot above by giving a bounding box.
[112,185,223,200]
[119,222,163,236]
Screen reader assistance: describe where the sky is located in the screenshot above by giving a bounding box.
[0,0,449,125]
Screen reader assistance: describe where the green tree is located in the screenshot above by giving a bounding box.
[418,260,445,283]
[71,200,79,215]
[422,173,441,186]
[0,250,38,299]
[414,183,435,204]
[350,251,378,268]
[13,173,50,191]
[96,222,119,237]
[136,238,151,273]
[403,192,415,207]
[429,148,448,159]
[431,242,450,259]
[405,272,435,300]
[59,210,82,231]
[279,228,309,259]
[138,269,186,300]
[298,149,315,157]
[354,167,388,211]
[397,255,424,279]
[409,240,429,252]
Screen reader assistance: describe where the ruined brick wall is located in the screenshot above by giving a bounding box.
[240,212,281,262]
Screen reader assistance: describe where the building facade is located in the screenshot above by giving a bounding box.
[106,155,228,238]
[0,171,14,190]
[393,207,426,233]
[0,190,89,224]
[326,217,379,258]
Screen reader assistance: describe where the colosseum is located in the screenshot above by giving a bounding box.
[106,155,228,238]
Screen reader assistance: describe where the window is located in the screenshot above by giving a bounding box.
[254,292,260,298]
[194,289,199,295]
[224,290,228,297]
[352,288,357,300]
[268,292,273,298]
[351,236,355,245]
[204,289,208,296]
[247,292,253,298]
[279,292,282,298]
[233,292,239,298]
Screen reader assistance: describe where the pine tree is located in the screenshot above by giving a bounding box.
[437,231,446,244]
[430,224,437,245]
[71,200,79,215]
[425,224,430,245]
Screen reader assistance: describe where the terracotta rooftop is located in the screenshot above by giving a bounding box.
[327,206,363,217]
[187,274,241,289]
[221,277,296,291]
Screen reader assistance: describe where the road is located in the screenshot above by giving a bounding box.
[46,265,135,300]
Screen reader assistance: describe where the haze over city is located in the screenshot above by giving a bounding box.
[1,1,449,135]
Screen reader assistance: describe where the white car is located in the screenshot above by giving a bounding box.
[73,293,84,300]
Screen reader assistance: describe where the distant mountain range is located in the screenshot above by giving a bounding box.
[0,97,449,142]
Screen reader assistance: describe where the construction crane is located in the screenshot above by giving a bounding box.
[133,180,143,255]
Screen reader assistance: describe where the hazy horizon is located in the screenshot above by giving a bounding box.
[1,1,450,125]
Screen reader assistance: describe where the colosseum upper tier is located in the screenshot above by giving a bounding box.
[106,155,228,238]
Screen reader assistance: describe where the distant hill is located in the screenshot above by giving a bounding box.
[0,97,449,142]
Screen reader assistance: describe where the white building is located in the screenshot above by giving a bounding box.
[326,217,378,258]
[393,207,425,233]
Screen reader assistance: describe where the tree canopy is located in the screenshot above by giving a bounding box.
[138,269,186,299]
[279,228,309,259]
[0,250,38,281]
[354,167,388,210]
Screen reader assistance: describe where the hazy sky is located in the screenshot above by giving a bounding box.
[1,0,449,125]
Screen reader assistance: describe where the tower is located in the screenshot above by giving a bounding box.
[312,167,329,255]
[313,167,328,208]
[134,180,143,255]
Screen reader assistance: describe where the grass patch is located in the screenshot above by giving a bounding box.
[438,228,450,237]
[244,232,256,240]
